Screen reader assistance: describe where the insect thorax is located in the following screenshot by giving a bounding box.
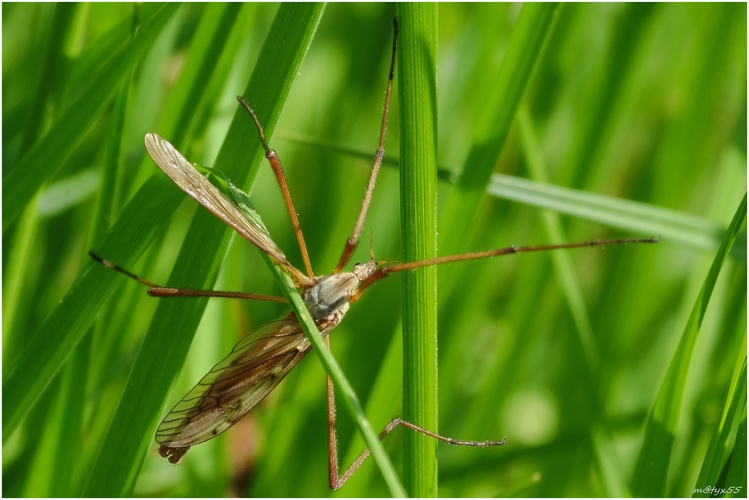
[302,261,377,332]
[303,272,358,324]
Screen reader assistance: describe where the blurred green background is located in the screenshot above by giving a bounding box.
[3,3,746,497]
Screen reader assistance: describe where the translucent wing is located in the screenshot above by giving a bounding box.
[144,133,310,285]
[156,318,311,463]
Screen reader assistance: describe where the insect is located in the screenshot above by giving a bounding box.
[90,18,658,490]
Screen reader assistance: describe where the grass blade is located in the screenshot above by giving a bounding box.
[4,5,744,496]
[396,4,439,496]
[630,193,746,496]
[693,353,747,497]
[3,4,179,231]
[270,263,407,497]
[438,3,560,259]
[80,4,326,495]
[488,174,742,257]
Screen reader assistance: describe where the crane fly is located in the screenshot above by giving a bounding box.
[90,17,658,490]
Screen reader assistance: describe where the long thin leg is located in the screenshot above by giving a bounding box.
[334,17,399,273]
[237,97,315,280]
[325,336,339,489]
[328,237,658,486]
[89,251,287,303]
[354,237,660,298]
[324,310,504,489]
[327,405,505,490]
[324,326,504,489]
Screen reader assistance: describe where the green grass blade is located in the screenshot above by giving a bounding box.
[4,5,745,497]
[516,105,599,370]
[693,349,747,496]
[716,414,747,497]
[273,135,739,259]
[438,3,559,259]
[28,46,138,498]
[395,4,439,497]
[80,4,326,496]
[3,2,245,449]
[2,176,177,441]
[13,3,57,155]
[278,131,740,261]
[271,262,407,497]
[517,104,625,495]
[488,174,742,257]
[3,4,179,231]
[156,3,244,146]
[630,193,746,496]
[2,199,39,361]
[214,165,406,495]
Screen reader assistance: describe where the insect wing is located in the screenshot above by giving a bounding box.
[155,318,311,451]
[144,133,295,275]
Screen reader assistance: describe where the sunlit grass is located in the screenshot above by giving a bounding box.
[3,3,745,497]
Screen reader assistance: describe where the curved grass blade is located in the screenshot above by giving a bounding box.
[488,174,741,257]
[693,353,747,497]
[81,5,326,496]
[630,193,746,496]
[3,4,179,231]
[437,3,560,259]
